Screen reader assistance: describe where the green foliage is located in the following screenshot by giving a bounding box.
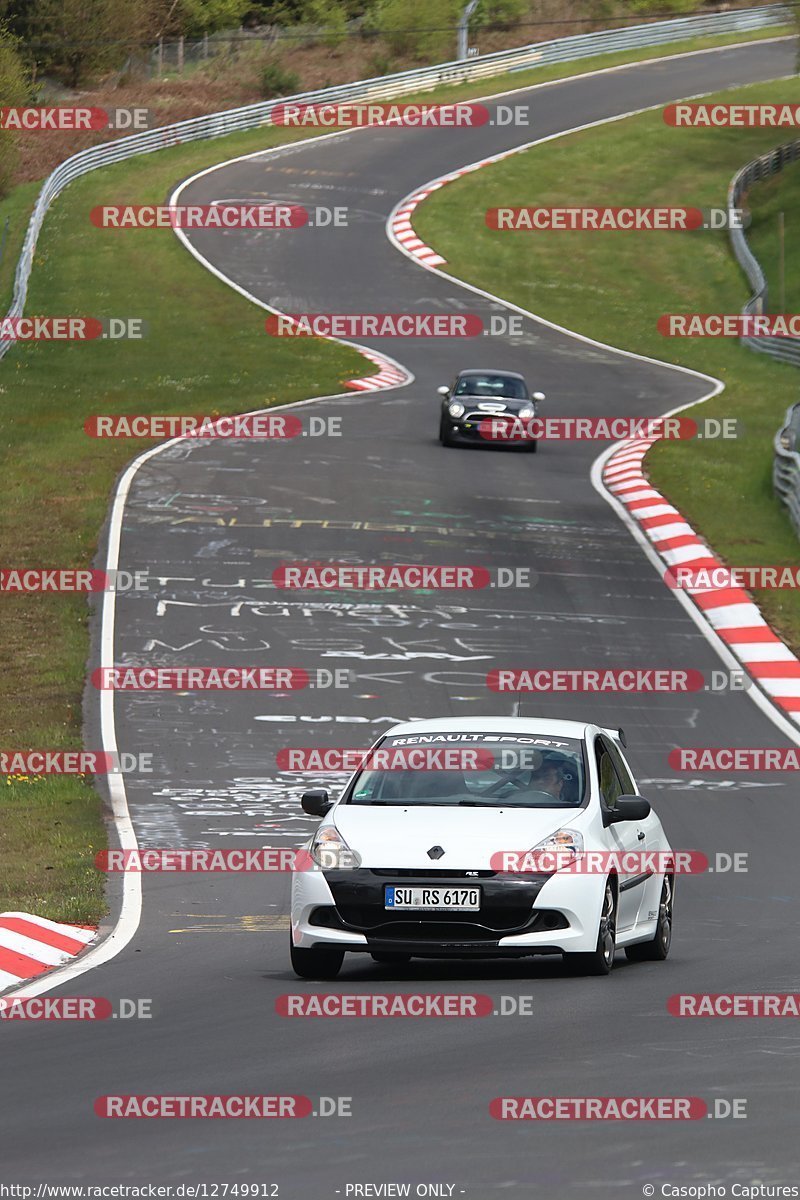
[260,57,300,95]
[469,0,526,34]
[0,25,29,199]
[28,0,150,87]
[369,0,459,61]
[300,0,347,47]
[170,0,252,37]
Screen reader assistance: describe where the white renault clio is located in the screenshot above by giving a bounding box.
[289,717,674,979]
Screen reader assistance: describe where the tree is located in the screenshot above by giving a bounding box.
[300,0,347,47]
[369,0,459,60]
[27,0,151,87]
[0,24,29,198]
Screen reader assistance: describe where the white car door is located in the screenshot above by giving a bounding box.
[594,737,649,932]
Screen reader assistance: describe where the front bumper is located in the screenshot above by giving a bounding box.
[443,409,537,446]
[291,867,602,956]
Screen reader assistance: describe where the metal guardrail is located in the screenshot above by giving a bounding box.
[729,139,800,366]
[1,4,792,360]
[773,402,800,534]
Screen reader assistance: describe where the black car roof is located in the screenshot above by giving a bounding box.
[457,369,526,380]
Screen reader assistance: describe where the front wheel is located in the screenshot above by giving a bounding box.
[565,880,617,976]
[439,415,455,447]
[290,938,344,980]
[625,876,673,962]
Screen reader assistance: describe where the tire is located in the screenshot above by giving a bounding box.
[439,415,455,447]
[625,876,673,963]
[527,439,538,454]
[565,879,617,976]
[370,952,412,965]
[290,939,344,980]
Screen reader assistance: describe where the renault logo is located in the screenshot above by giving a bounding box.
[427,845,445,860]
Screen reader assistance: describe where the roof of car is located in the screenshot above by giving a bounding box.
[383,716,591,739]
[457,369,526,380]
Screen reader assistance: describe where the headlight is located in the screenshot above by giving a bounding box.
[448,402,465,418]
[517,406,535,420]
[526,828,584,873]
[310,824,360,870]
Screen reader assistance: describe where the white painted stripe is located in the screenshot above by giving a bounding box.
[757,678,800,697]
[728,643,795,662]
[0,929,65,967]
[615,489,660,502]
[625,503,679,520]
[646,523,694,542]
[660,543,712,566]
[0,912,96,943]
[703,603,765,629]
[0,968,23,988]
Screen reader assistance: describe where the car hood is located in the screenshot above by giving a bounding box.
[456,395,529,412]
[331,804,584,869]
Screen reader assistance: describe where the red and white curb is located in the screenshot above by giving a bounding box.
[0,912,97,991]
[604,438,800,727]
[389,156,507,268]
[345,348,409,391]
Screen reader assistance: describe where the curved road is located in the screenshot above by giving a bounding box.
[3,38,800,1197]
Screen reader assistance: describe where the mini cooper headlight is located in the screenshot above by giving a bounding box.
[448,401,465,418]
[517,405,535,420]
[310,824,360,870]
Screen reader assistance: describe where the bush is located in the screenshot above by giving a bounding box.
[301,0,348,48]
[369,0,455,61]
[261,58,301,96]
[0,25,29,199]
[369,0,459,60]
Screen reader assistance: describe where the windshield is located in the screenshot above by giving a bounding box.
[454,373,528,400]
[344,733,586,808]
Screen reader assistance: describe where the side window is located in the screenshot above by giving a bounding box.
[594,738,624,810]
[606,741,636,797]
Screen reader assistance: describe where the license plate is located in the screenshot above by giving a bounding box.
[385,886,481,911]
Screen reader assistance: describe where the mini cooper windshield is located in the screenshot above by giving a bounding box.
[345,733,587,808]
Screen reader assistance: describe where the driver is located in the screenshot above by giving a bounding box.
[529,758,566,800]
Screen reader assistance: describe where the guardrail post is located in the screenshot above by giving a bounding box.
[457,0,479,60]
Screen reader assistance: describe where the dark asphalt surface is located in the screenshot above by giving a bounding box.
[2,37,800,1198]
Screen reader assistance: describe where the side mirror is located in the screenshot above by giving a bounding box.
[532,391,545,403]
[437,386,450,397]
[301,788,333,817]
[607,795,651,823]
